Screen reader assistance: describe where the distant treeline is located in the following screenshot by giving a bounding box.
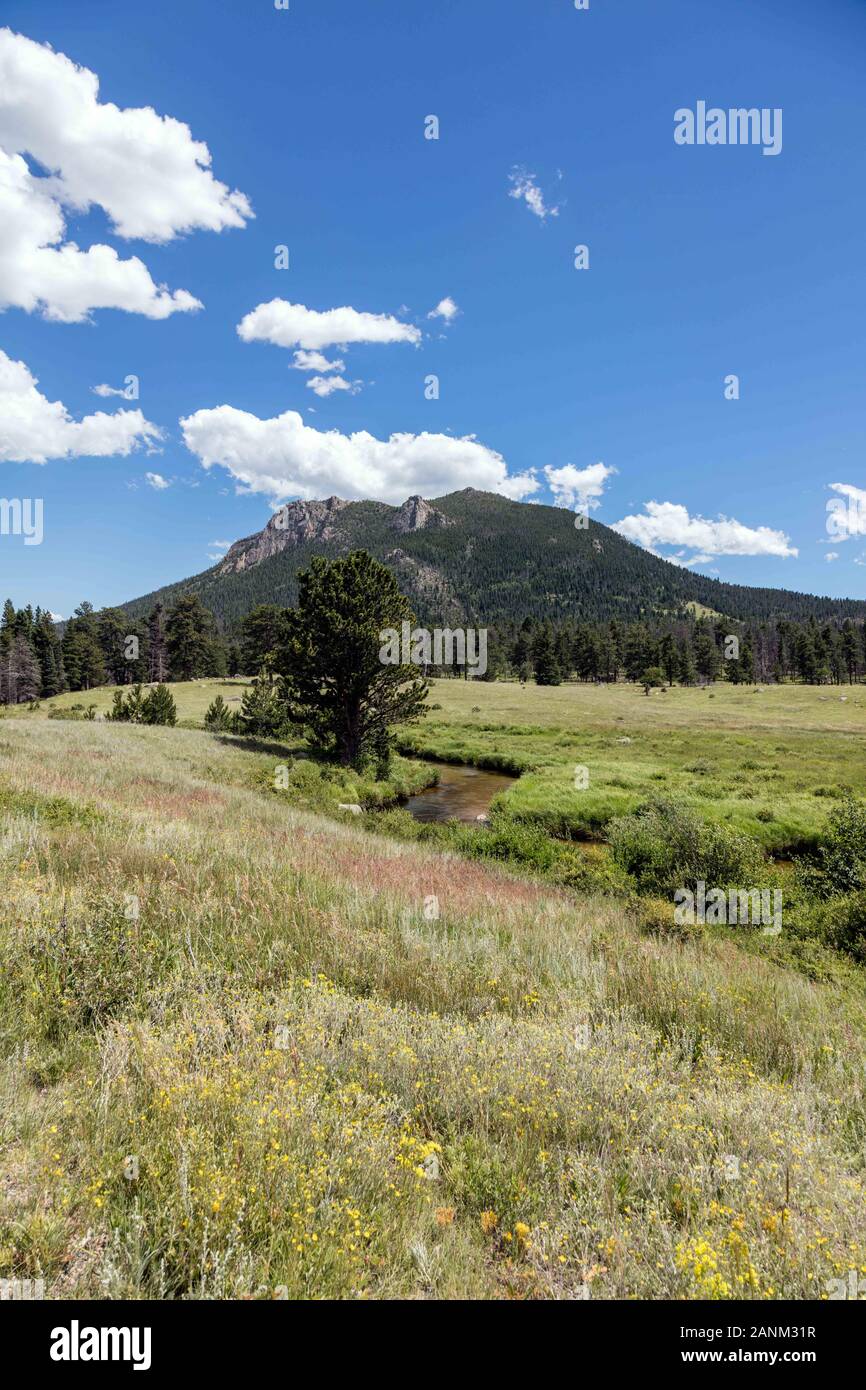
[3,594,866,703]
[479,614,866,686]
[0,595,235,703]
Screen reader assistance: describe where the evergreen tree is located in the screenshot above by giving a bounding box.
[677,637,697,686]
[532,623,562,686]
[204,694,234,731]
[148,604,168,683]
[274,551,427,767]
[166,595,219,681]
[0,633,41,703]
[660,632,678,686]
[694,622,720,683]
[141,684,177,725]
[240,605,291,675]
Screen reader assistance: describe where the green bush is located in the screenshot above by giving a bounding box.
[204,694,234,731]
[106,684,176,726]
[607,797,763,895]
[800,797,866,897]
[236,677,291,738]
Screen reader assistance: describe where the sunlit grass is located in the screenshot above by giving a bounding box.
[1,717,865,1299]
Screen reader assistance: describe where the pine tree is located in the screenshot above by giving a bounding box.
[204,694,234,731]
[274,551,428,767]
[677,637,697,686]
[532,623,561,686]
[659,633,677,686]
[166,595,218,681]
[141,684,177,726]
[240,605,291,675]
[0,633,41,703]
[148,604,168,683]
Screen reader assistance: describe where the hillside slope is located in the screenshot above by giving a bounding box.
[2,716,865,1297]
[122,489,866,628]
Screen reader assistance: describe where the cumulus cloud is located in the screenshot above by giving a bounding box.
[0,28,251,322]
[145,471,170,489]
[508,167,560,221]
[92,382,128,398]
[180,405,539,506]
[612,500,797,559]
[427,296,459,322]
[0,349,162,462]
[544,462,615,512]
[290,349,345,374]
[237,299,420,351]
[306,374,362,398]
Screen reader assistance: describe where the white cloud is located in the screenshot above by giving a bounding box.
[237,299,420,351]
[825,551,839,563]
[427,296,459,322]
[612,500,797,559]
[0,348,162,462]
[306,374,362,398]
[145,471,170,489]
[0,28,251,322]
[544,462,615,512]
[290,349,344,374]
[180,405,539,506]
[208,539,232,550]
[508,167,560,221]
[92,382,127,398]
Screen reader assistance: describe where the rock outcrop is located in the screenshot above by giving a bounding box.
[390,495,452,534]
[218,496,349,574]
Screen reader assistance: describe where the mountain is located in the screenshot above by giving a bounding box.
[121,489,866,629]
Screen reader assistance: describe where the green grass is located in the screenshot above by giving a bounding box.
[397,678,866,853]
[29,674,866,853]
[1,713,865,1299]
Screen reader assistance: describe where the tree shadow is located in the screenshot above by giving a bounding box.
[213,734,310,759]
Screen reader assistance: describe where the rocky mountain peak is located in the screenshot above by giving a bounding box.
[218,496,349,575]
[391,495,452,534]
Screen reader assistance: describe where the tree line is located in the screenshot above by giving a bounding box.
[476,613,866,687]
[4,580,866,707]
[0,594,238,704]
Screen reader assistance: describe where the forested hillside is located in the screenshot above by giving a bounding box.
[119,489,866,630]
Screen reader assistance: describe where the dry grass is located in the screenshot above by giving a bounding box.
[1,718,865,1299]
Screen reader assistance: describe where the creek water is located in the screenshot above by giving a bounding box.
[402,762,516,823]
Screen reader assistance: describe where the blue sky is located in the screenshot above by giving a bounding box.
[1,0,866,616]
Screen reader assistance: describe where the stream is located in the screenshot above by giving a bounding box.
[402,762,516,823]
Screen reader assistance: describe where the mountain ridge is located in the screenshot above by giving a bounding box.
[120,489,866,629]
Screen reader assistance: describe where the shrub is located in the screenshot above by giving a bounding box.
[636,895,704,943]
[236,677,290,738]
[800,796,866,897]
[142,684,177,726]
[107,683,176,726]
[607,797,762,895]
[204,694,234,731]
[107,685,146,723]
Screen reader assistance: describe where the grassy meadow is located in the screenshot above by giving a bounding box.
[2,678,866,1298]
[398,678,866,854]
